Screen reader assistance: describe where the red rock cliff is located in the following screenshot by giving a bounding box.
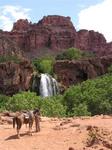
[54,56,112,87]
[0,15,112,58]
[0,60,33,95]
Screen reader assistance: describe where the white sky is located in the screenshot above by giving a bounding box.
[0,5,30,31]
[77,0,112,42]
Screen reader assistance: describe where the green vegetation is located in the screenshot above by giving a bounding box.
[40,95,66,117]
[0,92,66,117]
[0,73,112,117]
[63,74,112,116]
[0,55,21,64]
[56,48,95,60]
[31,48,95,75]
[108,64,112,74]
[32,56,55,75]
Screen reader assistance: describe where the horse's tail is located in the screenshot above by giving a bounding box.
[13,117,16,128]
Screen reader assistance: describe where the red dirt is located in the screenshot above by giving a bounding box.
[0,115,112,150]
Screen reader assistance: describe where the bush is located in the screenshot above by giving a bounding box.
[63,85,91,116]
[63,74,112,116]
[0,95,9,112]
[108,64,112,74]
[56,48,82,60]
[0,92,66,117]
[6,91,42,112]
[40,95,66,117]
[56,48,95,60]
[32,56,55,75]
[0,55,21,64]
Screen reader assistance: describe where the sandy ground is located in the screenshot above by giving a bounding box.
[0,115,112,150]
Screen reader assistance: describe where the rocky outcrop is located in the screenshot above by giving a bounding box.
[0,60,33,95]
[10,16,76,55]
[0,15,112,58]
[54,55,112,87]
[0,16,76,59]
[76,30,107,55]
[12,19,31,32]
[0,31,23,57]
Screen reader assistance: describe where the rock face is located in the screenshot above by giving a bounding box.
[0,60,33,95]
[0,15,112,95]
[1,15,112,58]
[0,31,23,56]
[12,19,31,32]
[54,56,112,87]
[8,16,77,58]
[76,30,107,55]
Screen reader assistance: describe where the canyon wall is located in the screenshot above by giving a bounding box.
[0,15,112,58]
[0,60,33,95]
[54,56,112,87]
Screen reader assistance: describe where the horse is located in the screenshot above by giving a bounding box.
[13,109,40,138]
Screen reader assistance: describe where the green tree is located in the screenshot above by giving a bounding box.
[40,95,66,117]
[32,56,55,75]
[63,74,112,116]
[6,91,42,112]
[56,48,82,60]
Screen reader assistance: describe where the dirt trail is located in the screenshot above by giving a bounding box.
[0,115,112,150]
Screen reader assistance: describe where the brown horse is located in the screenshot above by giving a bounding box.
[13,109,40,138]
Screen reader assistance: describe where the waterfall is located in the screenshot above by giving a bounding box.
[39,73,59,97]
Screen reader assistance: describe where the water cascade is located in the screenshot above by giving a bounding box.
[39,74,59,97]
[31,73,59,97]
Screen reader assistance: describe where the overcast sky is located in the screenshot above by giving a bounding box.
[0,0,112,42]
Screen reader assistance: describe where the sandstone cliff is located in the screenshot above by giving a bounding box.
[8,16,76,58]
[54,56,112,87]
[0,60,33,95]
[0,15,112,59]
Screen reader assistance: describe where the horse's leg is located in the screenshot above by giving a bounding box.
[28,120,33,136]
[16,118,22,138]
[35,116,40,132]
[17,129,20,139]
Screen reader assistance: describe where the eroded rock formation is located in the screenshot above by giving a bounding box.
[0,15,112,59]
[4,16,76,58]
[0,15,112,95]
[54,56,112,87]
[76,30,107,55]
[0,60,33,95]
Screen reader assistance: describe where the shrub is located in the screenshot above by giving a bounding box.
[63,74,112,116]
[0,55,21,64]
[6,91,42,112]
[41,95,66,117]
[108,64,112,74]
[0,92,66,117]
[56,48,95,60]
[56,48,82,60]
[32,56,55,75]
[0,95,9,112]
[63,85,91,116]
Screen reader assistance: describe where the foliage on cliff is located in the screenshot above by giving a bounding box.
[32,56,54,75]
[56,48,95,60]
[0,55,21,64]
